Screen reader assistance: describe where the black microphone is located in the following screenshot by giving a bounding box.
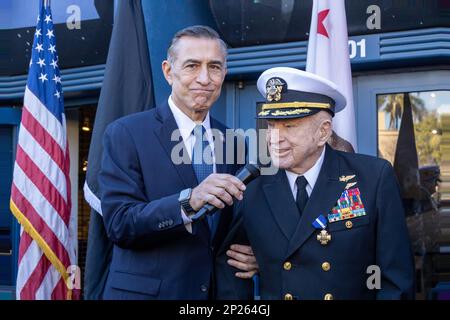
[190,163,261,222]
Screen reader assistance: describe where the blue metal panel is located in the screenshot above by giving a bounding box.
[141,0,218,107]
[213,82,260,131]
[209,90,227,126]
[0,109,20,296]
[0,108,21,125]
[235,83,260,132]
[0,286,14,300]
[226,28,450,76]
[1,27,449,104]
[224,83,237,129]
[0,126,14,287]
[0,64,105,101]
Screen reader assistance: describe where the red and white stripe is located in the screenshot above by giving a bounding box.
[11,87,76,300]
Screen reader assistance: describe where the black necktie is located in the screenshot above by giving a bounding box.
[295,176,309,216]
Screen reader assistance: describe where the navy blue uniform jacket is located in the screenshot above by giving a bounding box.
[99,103,248,299]
[216,145,415,300]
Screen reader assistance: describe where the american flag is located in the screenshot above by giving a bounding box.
[9,1,78,300]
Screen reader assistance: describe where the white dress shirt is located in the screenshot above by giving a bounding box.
[284,146,326,200]
[168,96,216,167]
[168,96,216,232]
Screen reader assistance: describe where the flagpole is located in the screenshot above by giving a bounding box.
[44,0,50,8]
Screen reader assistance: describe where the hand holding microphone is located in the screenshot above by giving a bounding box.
[190,164,261,222]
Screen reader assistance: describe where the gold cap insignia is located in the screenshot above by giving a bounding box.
[266,77,286,102]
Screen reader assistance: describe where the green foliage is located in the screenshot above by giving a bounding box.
[414,113,441,165]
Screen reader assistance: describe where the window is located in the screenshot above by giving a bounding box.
[377,90,450,298]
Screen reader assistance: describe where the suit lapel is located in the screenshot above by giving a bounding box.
[286,145,347,258]
[154,103,198,188]
[210,118,229,176]
[210,118,233,247]
[154,103,211,243]
[263,170,300,240]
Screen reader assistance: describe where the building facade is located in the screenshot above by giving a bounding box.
[0,0,449,299]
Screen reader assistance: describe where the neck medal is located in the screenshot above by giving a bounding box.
[313,215,331,245]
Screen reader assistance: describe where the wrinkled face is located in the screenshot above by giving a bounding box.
[162,36,227,119]
[266,114,331,173]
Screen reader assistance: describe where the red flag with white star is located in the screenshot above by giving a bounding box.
[306,0,357,151]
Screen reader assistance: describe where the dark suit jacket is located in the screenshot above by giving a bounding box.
[99,102,247,299]
[216,145,415,300]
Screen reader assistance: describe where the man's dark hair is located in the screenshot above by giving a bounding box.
[167,25,228,64]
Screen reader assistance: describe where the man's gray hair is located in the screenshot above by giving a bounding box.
[167,25,228,64]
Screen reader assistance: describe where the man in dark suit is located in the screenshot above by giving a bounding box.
[218,67,415,300]
[99,25,257,299]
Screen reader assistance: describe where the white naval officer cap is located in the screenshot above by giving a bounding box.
[256,67,346,119]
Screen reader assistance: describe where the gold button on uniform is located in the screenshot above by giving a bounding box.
[321,262,331,271]
[345,220,353,229]
[283,262,292,271]
[284,293,293,300]
[324,293,334,300]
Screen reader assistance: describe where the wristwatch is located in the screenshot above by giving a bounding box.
[179,188,196,215]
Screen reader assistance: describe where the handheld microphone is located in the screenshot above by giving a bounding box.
[190,163,261,222]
